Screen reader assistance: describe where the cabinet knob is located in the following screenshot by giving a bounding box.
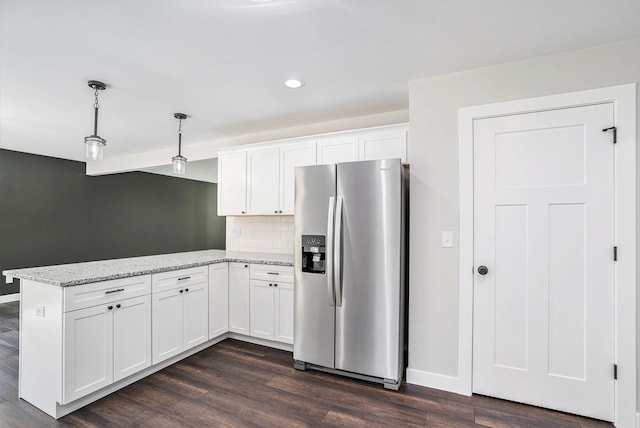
[241,211,245,214]
[274,210,278,214]
[179,289,184,293]
[274,283,278,287]
[244,265,248,268]
[269,283,273,287]
[279,210,282,213]
[116,304,121,309]
[108,305,113,310]
[185,288,189,292]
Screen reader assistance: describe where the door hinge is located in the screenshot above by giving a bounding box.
[602,126,617,144]
[614,246,618,261]
[614,364,618,380]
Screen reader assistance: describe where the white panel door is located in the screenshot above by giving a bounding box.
[217,151,247,215]
[63,304,113,404]
[113,295,151,382]
[228,263,250,334]
[473,103,615,421]
[247,147,280,215]
[209,263,229,339]
[250,280,275,341]
[279,141,316,214]
[274,282,294,344]
[182,281,209,350]
[152,289,183,364]
[316,135,359,165]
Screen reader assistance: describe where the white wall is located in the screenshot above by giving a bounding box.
[407,37,640,407]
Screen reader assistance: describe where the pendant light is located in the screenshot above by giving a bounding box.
[172,113,188,175]
[84,80,107,161]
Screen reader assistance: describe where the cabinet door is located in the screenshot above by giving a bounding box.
[279,141,316,214]
[247,147,280,215]
[218,151,247,215]
[228,263,250,334]
[274,282,294,344]
[182,281,209,350]
[63,305,113,404]
[152,289,183,364]
[209,263,229,339]
[358,127,407,162]
[113,295,151,382]
[250,280,275,341]
[317,135,359,165]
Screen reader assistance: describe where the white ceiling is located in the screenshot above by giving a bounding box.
[1,0,639,164]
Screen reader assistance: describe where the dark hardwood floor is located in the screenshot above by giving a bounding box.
[0,300,613,427]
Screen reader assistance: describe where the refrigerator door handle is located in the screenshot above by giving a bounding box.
[326,196,336,306]
[334,195,343,306]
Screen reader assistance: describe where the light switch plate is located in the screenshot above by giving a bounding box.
[35,304,45,318]
[442,231,453,248]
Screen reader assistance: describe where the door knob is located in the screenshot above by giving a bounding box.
[478,266,489,275]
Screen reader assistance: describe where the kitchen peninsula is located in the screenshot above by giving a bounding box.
[3,250,294,419]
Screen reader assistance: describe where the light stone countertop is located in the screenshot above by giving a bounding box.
[2,250,294,287]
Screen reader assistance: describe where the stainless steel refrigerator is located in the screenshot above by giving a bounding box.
[293,158,408,390]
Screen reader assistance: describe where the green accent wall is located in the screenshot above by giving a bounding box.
[0,149,225,296]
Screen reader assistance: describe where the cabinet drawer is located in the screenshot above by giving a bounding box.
[250,264,293,283]
[152,266,208,293]
[63,275,151,313]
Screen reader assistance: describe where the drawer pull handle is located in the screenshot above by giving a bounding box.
[105,288,125,294]
[178,276,191,281]
[267,272,280,275]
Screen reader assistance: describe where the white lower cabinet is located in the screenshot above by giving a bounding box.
[152,267,209,364]
[62,286,151,405]
[209,263,229,339]
[274,282,294,344]
[249,265,294,344]
[250,280,276,340]
[228,262,250,334]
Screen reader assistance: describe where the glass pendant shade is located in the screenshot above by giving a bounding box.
[84,135,106,161]
[172,155,187,175]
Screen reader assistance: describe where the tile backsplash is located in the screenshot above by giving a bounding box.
[226,216,294,254]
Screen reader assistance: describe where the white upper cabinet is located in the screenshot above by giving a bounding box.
[247,147,280,215]
[316,135,359,165]
[217,124,408,216]
[217,151,247,216]
[279,141,316,214]
[358,126,408,162]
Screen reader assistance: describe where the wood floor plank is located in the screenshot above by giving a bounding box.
[474,406,580,428]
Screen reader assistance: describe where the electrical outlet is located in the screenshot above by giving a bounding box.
[231,227,241,238]
[35,304,45,318]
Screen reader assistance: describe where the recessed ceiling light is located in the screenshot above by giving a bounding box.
[284,79,304,89]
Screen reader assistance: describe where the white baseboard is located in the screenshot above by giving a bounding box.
[636,412,640,427]
[0,293,20,304]
[406,367,471,396]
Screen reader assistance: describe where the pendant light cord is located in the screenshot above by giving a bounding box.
[93,88,100,136]
[177,117,183,156]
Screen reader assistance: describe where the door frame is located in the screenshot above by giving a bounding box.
[458,84,636,426]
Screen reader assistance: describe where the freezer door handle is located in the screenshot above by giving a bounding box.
[334,195,343,306]
[326,196,336,306]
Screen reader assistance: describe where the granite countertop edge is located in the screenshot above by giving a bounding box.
[3,250,294,287]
